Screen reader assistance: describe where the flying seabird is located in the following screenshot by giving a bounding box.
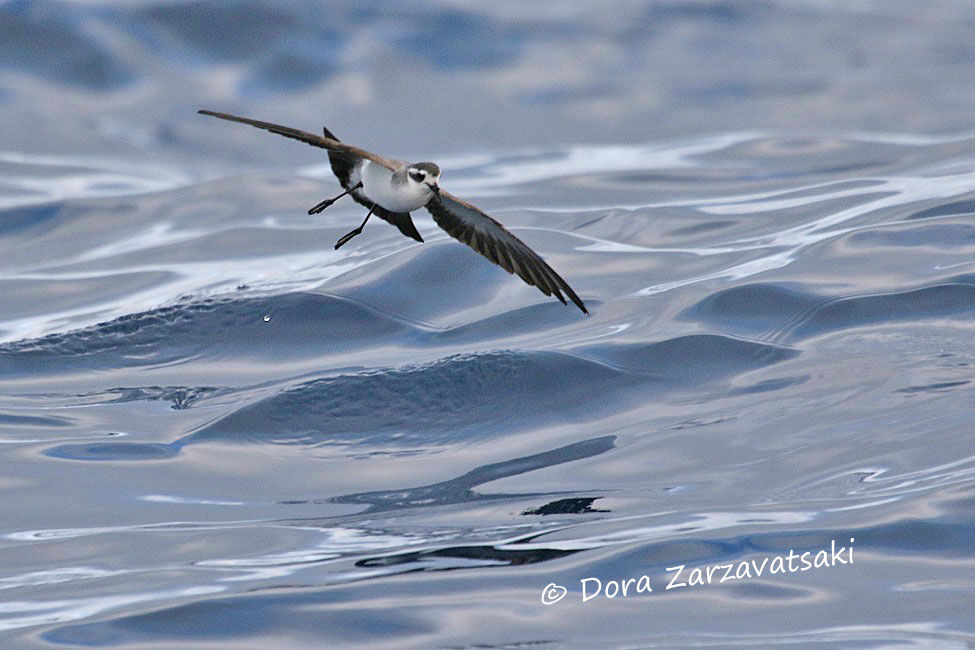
[198,110,587,314]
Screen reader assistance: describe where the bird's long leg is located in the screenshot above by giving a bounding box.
[308,182,363,215]
[334,203,376,249]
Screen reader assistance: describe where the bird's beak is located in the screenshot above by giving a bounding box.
[430,184,440,194]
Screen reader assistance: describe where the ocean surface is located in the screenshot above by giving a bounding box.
[1,1,974,647]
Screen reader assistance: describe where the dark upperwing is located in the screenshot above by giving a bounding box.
[425,191,587,313]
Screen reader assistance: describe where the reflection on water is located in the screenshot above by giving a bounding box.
[1,0,975,647]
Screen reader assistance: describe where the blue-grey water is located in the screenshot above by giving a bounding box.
[2,1,974,647]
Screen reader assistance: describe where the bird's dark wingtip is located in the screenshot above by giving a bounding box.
[570,297,589,315]
[562,286,588,315]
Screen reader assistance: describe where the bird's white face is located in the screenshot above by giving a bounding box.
[407,163,441,197]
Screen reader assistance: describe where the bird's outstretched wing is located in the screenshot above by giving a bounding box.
[199,109,422,242]
[198,110,399,170]
[425,191,587,313]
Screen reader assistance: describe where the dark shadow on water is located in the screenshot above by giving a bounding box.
[279,438,615,573]
[355,544,575,570]
[522,497,609,516]
[325,435,616,514]
[329,438,616,572]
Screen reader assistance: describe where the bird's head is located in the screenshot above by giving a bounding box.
[407,162,441,196]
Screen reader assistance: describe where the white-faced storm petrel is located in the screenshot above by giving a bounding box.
[199,110,587,314]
